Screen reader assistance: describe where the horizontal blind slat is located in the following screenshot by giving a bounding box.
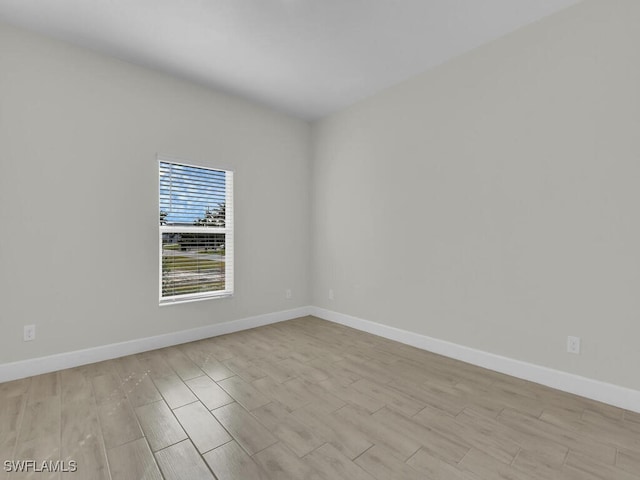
[159,159,233,302]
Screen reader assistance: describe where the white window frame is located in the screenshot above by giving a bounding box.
[158,157,234,305]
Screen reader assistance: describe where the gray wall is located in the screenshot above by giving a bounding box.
[311,0,640,391]
[0,23,311,363]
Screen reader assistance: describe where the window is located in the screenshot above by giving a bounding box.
[159,159,233,304]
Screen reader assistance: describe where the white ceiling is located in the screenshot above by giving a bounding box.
[0,0,581,119]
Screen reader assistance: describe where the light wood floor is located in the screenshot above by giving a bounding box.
[1,316,639,480]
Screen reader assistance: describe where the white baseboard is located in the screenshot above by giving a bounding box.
[310,306,640,414]
[3,304,639,414]
[0,306,312,383]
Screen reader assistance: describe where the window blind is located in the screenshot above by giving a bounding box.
[159,160,233,304]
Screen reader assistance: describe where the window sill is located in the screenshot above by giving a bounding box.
[159,292,233,307]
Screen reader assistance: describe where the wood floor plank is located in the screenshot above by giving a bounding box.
[257,357,300,384]
[565,451,639,480]
[63,450,105,480]
[173,401,231,454]
[27,373,60,404]
[412,405,516,464]
[561,465,605,480]
[134,401,187,452]
[0,394,26,465]
[253,442,324,480]
[406,447,480,480]
[500,407,616,465]
[453,410,521,459]
[135,352,174,380]
[616,448,640,476]
[211,402,277,455]
[124,374,162,408]
[113,355,146,379]
[351,378,425,416]
[334,405,420,460]
[154,439,215,480]
[373,406,470,463]
[82,360,118,379]
[223,357,268,382]
[461,407,568,467]
[317,378,385,413]
[185,375,233,411]
[61,398,109,480]
[107,437,162,480]
[229,334,275,360]
[305,358,359,386]
[304,443,375,480]
[276,357,325,380]
[387,379,466,417]
[388,379,467,417]
[280,358,329,383]
[452,381,509,420]
[18,397,61,443]
[578,400,626,421]
[97,399,143,449]
[348,346,401,366]
[354,444,425,480]
[218,376,270,411]
[252,402,325,457]
[222,339,262,362]
[624,410,640,425]
[152,374,197,409]
[284,378,345,413]
[484,379,546,418]
[292,403,372,460]
[92,373,126,406]
[13,397,61,480]
[12,436,61,480]
[580,409,640,450]
[196,338,235,362]
[203,440,269,480]
[511,449,569,480]
[384,358,442,385]
[458,448,538,480]
[160,347,203,381]
[0,378,31,398]
[252,376,312,412]
[199,359,235,382]
[177,340,215,366]
[60,368,93,404]
[338,355,394,383]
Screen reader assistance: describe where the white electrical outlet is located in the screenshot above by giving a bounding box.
[567,336,580,354]
[24,325,36,342]
[285,289,292,299]
[328,289,334,300]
